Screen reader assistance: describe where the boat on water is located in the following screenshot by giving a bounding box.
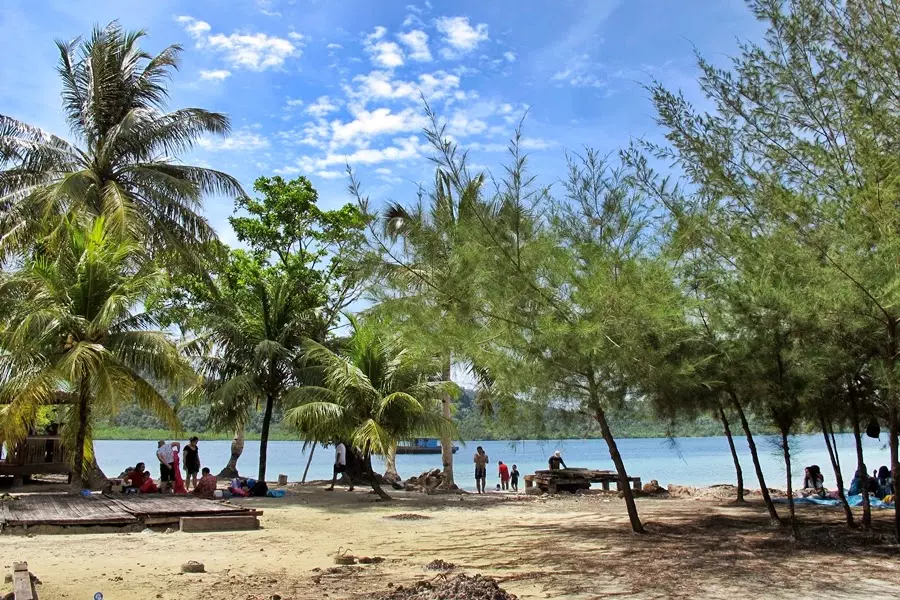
[396,438,459,455]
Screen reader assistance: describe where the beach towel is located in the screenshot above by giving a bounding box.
[267,489,286,498]
[787,494,895,509]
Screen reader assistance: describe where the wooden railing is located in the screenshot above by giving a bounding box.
[0,436,70,476]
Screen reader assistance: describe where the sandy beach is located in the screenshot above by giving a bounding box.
[0,485,897,600]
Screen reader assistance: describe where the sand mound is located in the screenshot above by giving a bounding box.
[374,574,517,600]
[384,513,432,521]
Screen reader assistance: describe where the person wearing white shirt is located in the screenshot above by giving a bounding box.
[326,442,354,492]
[156,440,180,492]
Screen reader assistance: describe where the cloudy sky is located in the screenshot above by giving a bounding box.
[0,0,763,244]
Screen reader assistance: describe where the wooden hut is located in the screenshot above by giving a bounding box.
[0,392,72,483]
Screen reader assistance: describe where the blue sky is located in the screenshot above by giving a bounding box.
[0,0,764,245]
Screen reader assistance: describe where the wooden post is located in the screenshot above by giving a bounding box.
[601,480,610,491]
[277,474,288,486]
[632,478,641,491]
[12,562,37,600]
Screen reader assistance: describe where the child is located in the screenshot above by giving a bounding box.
[510,464,520,492]
[139,471,159,494]
[498,461,510,490]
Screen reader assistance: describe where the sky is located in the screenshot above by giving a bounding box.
[0,0,765,247]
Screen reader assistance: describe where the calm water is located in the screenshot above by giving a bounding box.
[95,433,892,492]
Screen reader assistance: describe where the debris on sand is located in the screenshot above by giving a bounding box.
[423,559,455,571]
[374,574,517,600]
[402,470,463,494]
[642,480,668,495]
[180,561,205,573]
[359,556,386,564]
[384,513,432,521]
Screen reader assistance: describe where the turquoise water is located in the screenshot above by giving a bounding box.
[95,433,892,492]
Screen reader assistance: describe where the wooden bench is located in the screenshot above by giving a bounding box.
[525,469,642,494]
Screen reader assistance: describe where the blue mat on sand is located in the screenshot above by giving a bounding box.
[781,494,894,509]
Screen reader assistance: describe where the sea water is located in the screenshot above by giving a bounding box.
[95,433,892,492]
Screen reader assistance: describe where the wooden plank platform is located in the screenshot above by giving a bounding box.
[526,468,642,493]
[105,495,248,518]
[180,515,259,533]
[0,494,259,530]
[0,494,138,527]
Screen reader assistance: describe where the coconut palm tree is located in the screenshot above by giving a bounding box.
[182,254,323,482]
[0,218,191,490]
[0,22,241,262]
[284,318,456,500]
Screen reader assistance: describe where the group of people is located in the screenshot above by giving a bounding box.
[801,463,894,502]
[121,437,218,499]
[473,446,521,494]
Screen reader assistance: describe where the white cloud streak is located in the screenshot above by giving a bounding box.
[199,69,231,81]
[435,17,489,56]
[176,16,300,71]
[198,129,270,152]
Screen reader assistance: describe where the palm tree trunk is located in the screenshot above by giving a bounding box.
[364,442,391,500]
[727,388,780,525]
[258,393,275,482]
[717,401,744,502]
[384,443,400,483]
[820,413,853,527]
[218,425,245,479]
[302,441,317,484]
[70,379,91,493]
[779,426,799,539]
[438,358,455,489]
[848,389,872,528]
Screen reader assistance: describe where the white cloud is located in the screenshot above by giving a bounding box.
[176,15,300,71]
[288,32,304,41]
[349,70,460,107]
[315,170,345,180]
[375,167,393,175]
[503,51,517,63]
[327,43,343,49]
[306,96,340,118]
[551,54,605,88]
[296,136,424,170]
[436,17,489,56]
[398,30,432,62]
[257,0,281,16]
[285,98,304,108]
[198,129,270,152]
[447,112,488,136]
[175,15,210,37]
[331,107,427,146]
[199,69,231,81]
[406,4,423,14]
[363,28,405,69]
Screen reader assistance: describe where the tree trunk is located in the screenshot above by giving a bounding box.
[780,427,799,539]
[889,404,899,542]
[258,393,275,482]
[717,402,744,502]
[848,391,872,528]
[87,451,108,491]
[302,441,317,484]
[820,414,853,527]
[384,443,400,483]
[70,379,91,493]
[365,443,392,501]
[218,425,245,479]
[727,388,780,525]
[585,372,643,533]
[437,358,455,489]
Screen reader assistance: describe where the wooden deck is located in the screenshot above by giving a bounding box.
[0,494,258,530]
[525,468,643,494]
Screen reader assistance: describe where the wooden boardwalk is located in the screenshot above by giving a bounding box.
[0,494,256,529]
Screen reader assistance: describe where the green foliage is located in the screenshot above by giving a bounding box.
[0,21,241,265]
[0,218,191,486]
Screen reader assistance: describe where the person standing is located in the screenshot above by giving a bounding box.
[183,437,201,491]
[156,440,180,493]
[510,464,520,492]
[327,442,354,492]
[498,461,510,490]
[548,450,567,470]
[474,446,489,494]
